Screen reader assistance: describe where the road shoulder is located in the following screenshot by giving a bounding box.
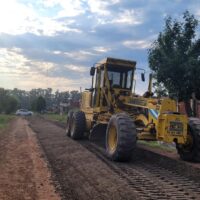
[0,117,60,200]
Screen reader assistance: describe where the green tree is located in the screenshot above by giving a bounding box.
[5,96,18,114]
[0,88,8,113]
[0,88,18,114]
[70,90,81,102]
[148,11,200,116]
[31,99,37,111]
[36,96,46,112]
[153,82,168,98]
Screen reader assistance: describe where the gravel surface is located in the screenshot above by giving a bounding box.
[29,116,200,200]
[29,116,140,200]
[3,116,200,200]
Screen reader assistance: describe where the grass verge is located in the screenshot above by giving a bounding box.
[0,114,15,129]
[138,140,176,152]
[44,113,67,123]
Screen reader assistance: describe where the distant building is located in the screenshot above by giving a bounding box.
[59,102,70,115]
[59,98,80,115]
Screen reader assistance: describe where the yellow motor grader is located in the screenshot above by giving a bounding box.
[66,57,200,162]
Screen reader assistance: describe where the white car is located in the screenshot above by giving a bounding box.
[16,109,33,116]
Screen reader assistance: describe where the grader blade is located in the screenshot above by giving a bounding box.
[89,124,107,148]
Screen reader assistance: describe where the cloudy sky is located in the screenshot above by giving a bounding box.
[0,0,199,93]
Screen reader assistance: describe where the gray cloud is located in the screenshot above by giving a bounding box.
[0,0,199,91]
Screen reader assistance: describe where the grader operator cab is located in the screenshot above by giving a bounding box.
[66,57,200,162]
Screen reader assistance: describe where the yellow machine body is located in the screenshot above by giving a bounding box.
[157,113,188,144]
[81,57,189,146]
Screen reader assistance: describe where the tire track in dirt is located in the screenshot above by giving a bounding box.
[29,116,200,200]
[80,141,200,200]
[29,117,140,200]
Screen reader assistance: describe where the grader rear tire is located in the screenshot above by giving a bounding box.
[66,111,73,136]
[106,113,137,162]
[177,118,200,162]
[71,111,86,140]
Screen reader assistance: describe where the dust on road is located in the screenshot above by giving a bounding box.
[0,117,60,200]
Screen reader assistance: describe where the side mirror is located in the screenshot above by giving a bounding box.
[141,73,145,82]
[90,67,95,76]
[85,88,94,92]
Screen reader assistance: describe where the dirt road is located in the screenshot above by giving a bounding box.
[0,118,60,200]
[30,117,139,200]
[29,116,200,200]
[2,117,200,200]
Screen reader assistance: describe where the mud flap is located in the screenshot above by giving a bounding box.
[89,124,107,148]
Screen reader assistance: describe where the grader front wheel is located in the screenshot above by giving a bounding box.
[106,113,137,162]
[70,111,86,140]
[66,111,73,136]
[177,118,200,162]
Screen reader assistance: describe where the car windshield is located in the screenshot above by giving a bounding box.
[20,109,28,112]
[107,66,133,89]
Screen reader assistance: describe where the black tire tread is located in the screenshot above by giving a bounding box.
[106,113,137,162]
[66,111,73,136]
[177,117,200,162]
[71,111,86,140]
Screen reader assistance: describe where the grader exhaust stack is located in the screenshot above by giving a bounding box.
[66,57,200,162]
